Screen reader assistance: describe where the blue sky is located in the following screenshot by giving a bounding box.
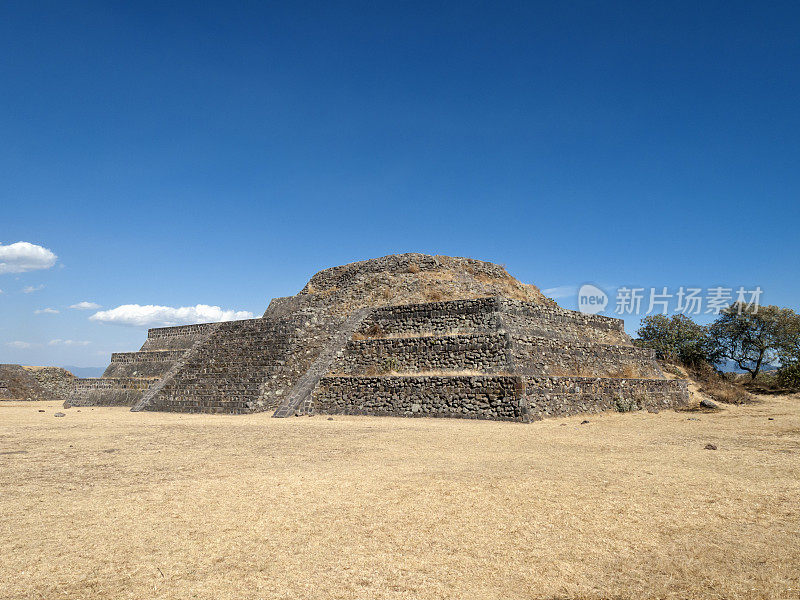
[2,1,799,368]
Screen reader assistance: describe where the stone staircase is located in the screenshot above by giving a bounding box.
[272,308,370,417]
[139,318,295,413]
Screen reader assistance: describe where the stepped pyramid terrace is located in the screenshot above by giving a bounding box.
[70,254,689,421]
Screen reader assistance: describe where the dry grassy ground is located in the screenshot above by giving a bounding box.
[1,397,799,600]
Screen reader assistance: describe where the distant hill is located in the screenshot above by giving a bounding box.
[718,359,779,374]
[62,365,105,378]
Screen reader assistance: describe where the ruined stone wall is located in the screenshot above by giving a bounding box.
[332,333,510,375]
[110,351,185,363]
[499,299,630,345]
[140,323,219,351]
[312,374,688,422]
[102,351,185,378]
[512,337,661,378]
[1,365,74,401]
[28,367,75,399]
[314,375,526,421]
[71,377,155,406]
[522,376,689,420]
[357,298,500,336]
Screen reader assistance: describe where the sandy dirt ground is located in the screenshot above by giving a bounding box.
[1,396,798,600]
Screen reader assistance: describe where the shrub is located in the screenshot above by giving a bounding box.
[380,358,401,374]
[614,396,642,412]
[776,363,800,390]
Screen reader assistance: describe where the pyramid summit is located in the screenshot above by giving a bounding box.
[267,253,551,317]
[69,254,689,421]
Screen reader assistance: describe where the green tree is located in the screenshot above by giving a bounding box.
[709,303,799,380]
[775,311,800,389]
[636,314,717,367]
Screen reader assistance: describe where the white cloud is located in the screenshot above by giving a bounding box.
[0,242,57,274]
[22,284,45,294]
[69,301,101,310]
[543,285,577,299]
[6,341,33,349]
[48,339,90,346]
[34,308,60,314]
[89,304,255,328]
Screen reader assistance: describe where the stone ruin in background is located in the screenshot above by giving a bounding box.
[69,254,689,421]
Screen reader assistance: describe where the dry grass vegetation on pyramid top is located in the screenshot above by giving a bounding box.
[290,253,552,315]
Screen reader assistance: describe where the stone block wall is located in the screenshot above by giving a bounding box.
[522,376,690,420]
[67,289,687,420]
[356,298,500,337]
[102,351,186,378]
[314,375,526,421]
[140,323,219,351]
[28,367,75,399]
[499,299,630,345]
[332,333,510,375]
[72,377,155,406]
[311,374,689,422]
[512,336,661,378]
[1,364,66,401]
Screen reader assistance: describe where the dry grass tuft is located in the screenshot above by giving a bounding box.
[608,365,641,379]
[406,262,421,274]
[2,396,798,599]
[424,288,445,302]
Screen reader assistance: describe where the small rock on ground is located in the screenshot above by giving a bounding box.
[54,412,65,417]
[704,443,718,450]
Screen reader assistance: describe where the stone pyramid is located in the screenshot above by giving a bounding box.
[70,254,688,421]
